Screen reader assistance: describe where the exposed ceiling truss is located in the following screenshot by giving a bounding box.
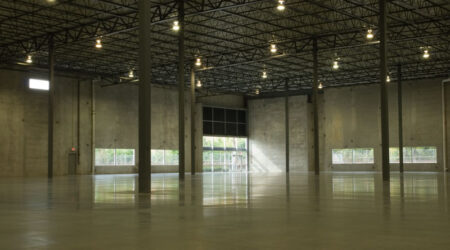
[0,0,449,95]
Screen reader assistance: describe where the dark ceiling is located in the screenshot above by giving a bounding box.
[0,0,449,95]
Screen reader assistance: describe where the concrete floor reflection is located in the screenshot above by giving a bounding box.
[0,172,449,249]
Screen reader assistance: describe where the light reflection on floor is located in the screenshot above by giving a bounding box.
[0,172,449,249]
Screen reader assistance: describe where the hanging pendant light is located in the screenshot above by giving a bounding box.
[172,20,180,31]
[95,38,102,49]
[25,54,33,64]
[277,0,285,11]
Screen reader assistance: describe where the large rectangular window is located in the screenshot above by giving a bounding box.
[29,78,49,90]
[332,148,374,164]
[151,149,179,165]
[95,148,135,166]
[203,107,247,137]
[389,147,437,164]
[203,136,247,172]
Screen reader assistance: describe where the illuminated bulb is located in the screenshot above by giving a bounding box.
[195,57,202,67]
[423,49,430,59]
[196,80,202,88]
[366,29,374,39]
[95,38,102,49]
[332,60,339,70]
[262,71,268,79]
[255,89,260,95]
[47,0,56,3]
[26,55,33,64]
[277,0,285,11]
[386,75,391,83]
[128,70,134,78]
[318,82,323,89]
[270,44,277,53]
[173,20,180,31]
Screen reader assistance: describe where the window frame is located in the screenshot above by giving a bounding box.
[202,136,248,172]
[95,148,135,166]
[389,146,437,164]
[331,148,375,165]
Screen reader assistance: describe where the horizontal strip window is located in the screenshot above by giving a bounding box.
[332,148,374,164]
[389,147,437,164]
[95,148,135,166]
[151,149,179,166]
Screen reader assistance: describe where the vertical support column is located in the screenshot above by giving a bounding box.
[48,35,54,178]
[138,0,152,193]
[91,80,96,174]
[379,0,390,181]
[190,67,196,175]
[312,38,320,175]
[178,0,186,180]
[285,79,290,173]
[397,64,404,173]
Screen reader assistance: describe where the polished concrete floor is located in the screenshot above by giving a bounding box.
[0,172,449,249]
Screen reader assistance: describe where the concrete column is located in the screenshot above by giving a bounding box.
[312,38,319,175]
[379,0,390,181]
[397,64,404,173]
[285,79,290,173]
[48,35,54,178]
[138,0,152,193]
[190,67,196,174]
[178,0,186,180]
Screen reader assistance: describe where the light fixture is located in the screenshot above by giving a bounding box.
[332,60,339,70]
[172,20,180,31]
[255,89,260,95]
[318,82,323,89]
[195,57,202,67]
[270,43,277,53]
[262,70,268,79]
[25,54,33,64]
[46,0,56,3]
[128,69,134,78]
[366,28,374,39]
[277,0,285,11]
[95,38,102,49]
[386,75,391,83]
[423,49,430,59]
[196,80,202,88]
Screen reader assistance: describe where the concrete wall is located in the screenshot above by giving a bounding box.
[248,77,447,173]
[93,82,194,174]
[0,69,91,176]
[320,78,445,172]
[0,68,244,176]
[248,95,310,172]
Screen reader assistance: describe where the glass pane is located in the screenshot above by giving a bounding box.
[95,148,115,165]
[151,149,164,165]
[165,150,179,165]
[115,149,135,165]
[224,151,233,171]
[412,147,437,163]
[403,147,413,163]
[203,151,213,172]
[389,147,399,163]
[353,148,374,164]
[225,137,236,149]
[213,137,225,149]
[237,138,247,150]
[332,149,353,164]
[213,151,224,171]
[203,136,213,148]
